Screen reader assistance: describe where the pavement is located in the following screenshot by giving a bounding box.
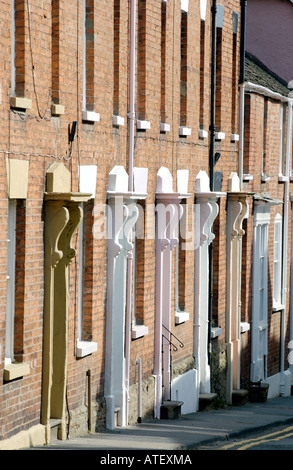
[34,395,293,451]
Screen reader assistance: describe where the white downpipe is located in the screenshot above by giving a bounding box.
[280,102,292,394]
[136,358,142,422]
[124,0,136,426]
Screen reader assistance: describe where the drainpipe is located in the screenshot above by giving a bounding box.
[207,0,217,366]
[124,0,136,426]
[280,101,292,395]
[239,0,247,190]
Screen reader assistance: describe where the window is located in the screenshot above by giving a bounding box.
[52,0,61,106]
[231,12,238,136]
[82,0,99,122]
[180,9,188,127]
[132,202,148,339]
[160,0,167,124]
[5,199,27,371]
[113,0,121,117]
[273,213,283,310]
[137,0,147,122]
[5,200,17,363]
[215,5,224,132]
[261,98,268,180]
[279,103,287,178]
[11,0,28,101]
[77,200,97,357]
[175,216,189,325]
[199,17,206,132]
[11,0,16,97]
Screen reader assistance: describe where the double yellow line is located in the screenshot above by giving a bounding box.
[220,425,293,450]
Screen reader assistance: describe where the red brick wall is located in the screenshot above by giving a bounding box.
[241,91,292,385]
[0,0,243,442]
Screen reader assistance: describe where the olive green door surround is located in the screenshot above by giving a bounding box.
[42,162,91,444]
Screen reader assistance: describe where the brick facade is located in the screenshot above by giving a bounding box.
[0,0,292,449]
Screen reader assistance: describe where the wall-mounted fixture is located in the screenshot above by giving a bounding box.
[68,121,78,143]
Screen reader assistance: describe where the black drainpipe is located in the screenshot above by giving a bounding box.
[208,0,217,366]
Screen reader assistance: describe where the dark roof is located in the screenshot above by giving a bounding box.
[245,52,291,97]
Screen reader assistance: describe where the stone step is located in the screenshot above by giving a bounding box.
[199,393,217,411]
[160,400,184,420]
[50,418,61,442]
[232,389,249,406]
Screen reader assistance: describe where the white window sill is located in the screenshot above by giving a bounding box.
[179,126,191,136]
[243,174,254,181]
[211,326,222,338]
[160,122,170,132]
[240,322,250,333]
[175,310,189,325]
[76,340,97,358]
[113,115,125,126]
[272,303,285,312]
[231,133,239,142]
[261,174,271,182]
[198,129,208,139]
[4,362,30,382]
[132,325,148,339]
[278,175,288,183]
[215,131,225,140]
[82,110,100,122]
[137,120,150,130]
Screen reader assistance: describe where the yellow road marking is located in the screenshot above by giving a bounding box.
[220,425,293,450]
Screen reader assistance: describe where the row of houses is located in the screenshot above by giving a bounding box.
[1,0,293,449]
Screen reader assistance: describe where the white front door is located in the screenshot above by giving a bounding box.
[251,206,269,382]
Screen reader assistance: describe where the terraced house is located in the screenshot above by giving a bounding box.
[1,0,293,450]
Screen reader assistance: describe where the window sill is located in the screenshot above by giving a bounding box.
[278,175,288,183]
[137,120,150,130]
[240,322,250,333]
[82,110,100,122]
[4,362,30,382]
[132,324,148,339]
[272,303,285,312]
[231,133,239,142]
[52,103,65,115]
[198,129,208,139]
[76,340,97,358]
[175,310,189,325]
[113,115,125,127]
[160,122,170,132]
[211,326,222,338]
[10,96,32,110]
[179,126,191,136]
[261,174,271,182]
[243,174,254,182]
[215,131,225,140]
